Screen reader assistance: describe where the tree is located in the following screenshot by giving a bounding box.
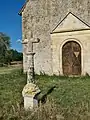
[0,32,11,65]
[4,50,12,64]
[0,32,10,49]
[0,32,23,66]
[10,49,23,61]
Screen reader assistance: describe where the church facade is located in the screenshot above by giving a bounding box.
[19,0,90,76]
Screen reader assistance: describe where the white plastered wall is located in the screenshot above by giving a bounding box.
[51,30,90,76]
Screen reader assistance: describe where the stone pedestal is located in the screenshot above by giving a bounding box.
[24,95,38,110]
[22,83,40,110]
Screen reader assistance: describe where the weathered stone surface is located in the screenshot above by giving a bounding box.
[22,83,40,97]
[23,96,38,110]
[21,0,90,75]
[22,83,40,110]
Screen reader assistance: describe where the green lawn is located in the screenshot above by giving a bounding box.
[0,68,90,119]
[36,75,90,107]
[0,69,26,107]
[0,65,22,74]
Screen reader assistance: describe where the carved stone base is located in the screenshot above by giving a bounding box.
[22,83,41,110]
[24,95,38,110]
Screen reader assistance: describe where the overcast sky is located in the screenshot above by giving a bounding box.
[0,0,25,52]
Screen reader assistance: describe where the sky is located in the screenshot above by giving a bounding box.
[0,0,25,52]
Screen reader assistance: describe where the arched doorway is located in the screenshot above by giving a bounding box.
[62,41,81,75]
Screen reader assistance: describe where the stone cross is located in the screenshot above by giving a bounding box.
[22,38,40,110]
[27,38,40,83]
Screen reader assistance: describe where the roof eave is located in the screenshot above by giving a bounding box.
[18,0,29,16]
[18,5,25,16]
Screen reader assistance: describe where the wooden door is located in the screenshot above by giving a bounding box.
[62,41,81,75]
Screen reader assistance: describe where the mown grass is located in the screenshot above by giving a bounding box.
[0,69,26,110]
[0,65,22,74]
[1,68,90,119]
[36,75,90,107]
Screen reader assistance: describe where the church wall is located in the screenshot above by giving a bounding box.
[22,0,53,75]
[51,30,90,75]
[22,0,90,75]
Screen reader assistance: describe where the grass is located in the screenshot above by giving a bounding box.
[1,67,90,119]
[0,69,26,109]
[0,65,22,74]
[36,75,90,106]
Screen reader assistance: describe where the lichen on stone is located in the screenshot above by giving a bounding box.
[22,83,41,97]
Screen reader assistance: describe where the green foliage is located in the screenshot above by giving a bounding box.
[10,49,23,61]
[0,32,11,65]
[0,32,23,65]
[4,50,12,64]
[0,32,10,49]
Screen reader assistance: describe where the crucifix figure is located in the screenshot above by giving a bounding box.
[27,37,40,83]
